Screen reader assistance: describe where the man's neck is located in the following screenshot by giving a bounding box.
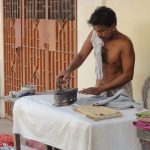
[110,29,118,40]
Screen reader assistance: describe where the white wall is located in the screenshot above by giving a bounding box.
[77,0,150,103]
[106,0,150,102]
[77,0,104,90]
[0,1,5,118]
[0,1,4,96]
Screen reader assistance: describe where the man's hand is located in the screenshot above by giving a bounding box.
[56,70,71,83]
[79,87,101,95]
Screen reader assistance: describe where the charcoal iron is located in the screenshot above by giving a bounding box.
[53,80,78,106]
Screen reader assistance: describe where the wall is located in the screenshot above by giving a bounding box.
[0,1,4,96]
[77,0,104,89]
[77,0,150,103]
[104,0,150,102]
[0,1,5,118]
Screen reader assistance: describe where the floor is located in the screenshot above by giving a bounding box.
[0,118,59,150]
[0,118,13,134]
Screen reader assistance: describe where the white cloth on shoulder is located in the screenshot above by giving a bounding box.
[91,31,104,80]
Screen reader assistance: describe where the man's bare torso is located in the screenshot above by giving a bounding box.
[96,32,131,86]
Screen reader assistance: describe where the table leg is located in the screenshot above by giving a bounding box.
[53,148,61,150]
[47,145,52,150]
[47,146,61,150]
[14,134,21,150]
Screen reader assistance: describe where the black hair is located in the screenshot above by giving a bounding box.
[88,6,117,27]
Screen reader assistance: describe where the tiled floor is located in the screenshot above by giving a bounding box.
[0,118,13,134]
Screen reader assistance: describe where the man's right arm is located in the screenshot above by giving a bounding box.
[57,31,93,81]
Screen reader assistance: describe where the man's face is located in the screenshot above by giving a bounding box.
[93,25,115,42]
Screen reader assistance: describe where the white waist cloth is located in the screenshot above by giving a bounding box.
[13,94,142,150]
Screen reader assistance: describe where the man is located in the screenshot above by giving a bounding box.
[57,6,135,97]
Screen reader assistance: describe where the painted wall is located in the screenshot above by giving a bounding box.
[77,0,150,103]
[105,0,150,102]
[77,0,104,90]
[0,1,4,96]
[0,1,5,118]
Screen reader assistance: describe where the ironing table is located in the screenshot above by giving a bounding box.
[13,94,142,150]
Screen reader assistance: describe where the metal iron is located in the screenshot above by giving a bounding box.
[53,80,78,106]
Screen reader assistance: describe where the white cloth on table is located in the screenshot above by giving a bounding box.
[91,31,104,80]
[13,94,142,150]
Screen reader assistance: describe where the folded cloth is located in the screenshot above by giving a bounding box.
[136,111,150,118]
[0,134,14,147]
[73,104,122,121]
[25,139,46,150]
[10,89,35,98]
[76,89,142,110]
[137,117,150,123]
[133,120,150,130]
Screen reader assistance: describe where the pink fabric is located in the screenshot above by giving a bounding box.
[25,139,46,150]
[133,120,150,130]
[0,134,14,147]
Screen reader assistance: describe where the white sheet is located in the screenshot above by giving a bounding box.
[13,94,142,150]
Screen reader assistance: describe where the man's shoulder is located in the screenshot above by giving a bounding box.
[117,32,132,44]
[119,35,134,54]
[112,33,133,51]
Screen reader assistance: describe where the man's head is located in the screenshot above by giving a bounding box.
[88,6,117,41]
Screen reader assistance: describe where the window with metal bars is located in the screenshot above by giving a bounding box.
[3,0,20,19]
[25,0,46,19]
[4,0,75,20]
[48,0,75,20]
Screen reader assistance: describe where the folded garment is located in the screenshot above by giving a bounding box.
[137,117,150,123]
[25,139,46,150]
[10,89,35,98]
[77,89,142,110]
[136,111,150,118]
[133,120,150,130]
[73,104,122,121]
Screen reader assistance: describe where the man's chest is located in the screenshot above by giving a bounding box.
[102,42,122,65]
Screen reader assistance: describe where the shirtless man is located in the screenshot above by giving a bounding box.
[57,6,135,96]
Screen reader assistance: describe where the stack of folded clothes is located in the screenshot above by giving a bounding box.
[73,104,122,121]
[133,111,150,130]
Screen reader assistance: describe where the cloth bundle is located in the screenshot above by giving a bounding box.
[133,111,150,130]
[76,89,142,110]
[73,104,122,121]
[0,134,14,148]
[25,139,46,150]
